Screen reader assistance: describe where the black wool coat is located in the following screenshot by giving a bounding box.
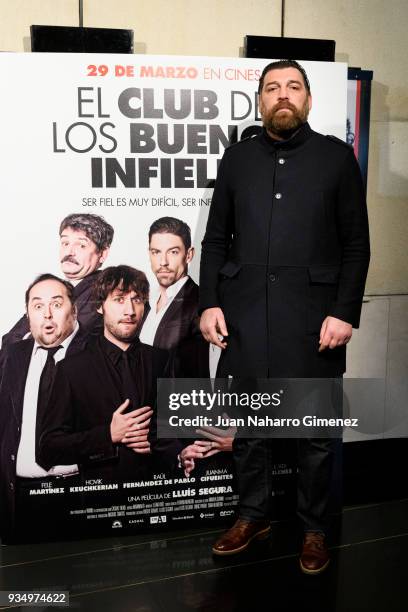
[199,123,370,378]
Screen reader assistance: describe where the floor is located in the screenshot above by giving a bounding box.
[0,498,406,612]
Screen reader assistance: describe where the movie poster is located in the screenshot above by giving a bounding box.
[0,54,347,542]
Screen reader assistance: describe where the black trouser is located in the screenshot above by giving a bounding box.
[233,437,334,533]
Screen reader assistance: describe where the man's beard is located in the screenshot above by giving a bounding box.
[262,100,309,137]
[105,319,139,342]
[156,269,177,288]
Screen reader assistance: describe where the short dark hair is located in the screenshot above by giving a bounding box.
[258,59,311,95]
[25,273,75,308]
[148,217,192,250]
[59,213,114,252]
[93,265,149,309]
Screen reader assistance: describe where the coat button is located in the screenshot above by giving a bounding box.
[278,158,285,165]
[269,274,277,282]
[275,193,282,199]
[11,454,15,461]
[10,482,14,490]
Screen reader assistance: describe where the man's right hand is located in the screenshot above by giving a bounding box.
[122,406,153,454]
[110,399,153,444]
[200,307,228,349]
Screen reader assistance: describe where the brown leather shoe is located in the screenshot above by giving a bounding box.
[299,531,330,574]
[212,519,271,556]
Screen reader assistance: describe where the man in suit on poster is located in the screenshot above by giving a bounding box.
[38,265,179,486]
[139,217,228,474]
[139,216,207,368]
[1,212,114,351]
[199,60,370,571]
[0,274,87,542]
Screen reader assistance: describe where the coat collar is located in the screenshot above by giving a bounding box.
[73,269,101,298]
[97,334,141,367]
[258,122,313,151]
[153,277,198,341]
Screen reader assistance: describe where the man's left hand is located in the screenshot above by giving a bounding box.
[319,316,352,352]
[195,416,236,454]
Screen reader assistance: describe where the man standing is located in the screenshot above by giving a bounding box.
[140,216,209,377]
[140,217,216,474]
[0,274,87,541]
[38,265,176,484]
[199,60,370,572]
[1,212,114,349]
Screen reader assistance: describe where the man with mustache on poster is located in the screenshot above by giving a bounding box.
[1,212,114,351]
[0,274,87,542]
[199,60,370,572]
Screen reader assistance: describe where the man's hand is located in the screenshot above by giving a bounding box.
[110,400,153,452]
[195,433,234,456]
[200,307,228,349]
[122,406,153,454]
[179,440,214,477]
[319,316,352,352]
[195,415,236,454]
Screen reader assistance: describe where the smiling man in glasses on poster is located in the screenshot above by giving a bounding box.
[199,60,370,573]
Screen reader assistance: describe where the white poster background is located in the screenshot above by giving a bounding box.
[0,54,347,339]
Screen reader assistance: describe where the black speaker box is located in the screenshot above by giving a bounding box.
[245,35,335,61]
[30,25,133,53]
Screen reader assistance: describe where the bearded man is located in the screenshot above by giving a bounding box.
[199,60,370,572]
[38,266,177,484]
